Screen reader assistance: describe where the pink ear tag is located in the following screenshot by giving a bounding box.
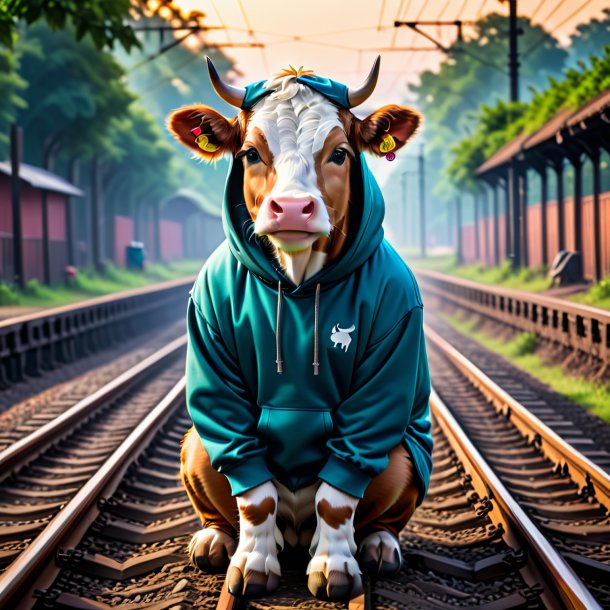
[385,152,396,161]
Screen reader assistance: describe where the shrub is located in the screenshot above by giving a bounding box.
[0,283,19,305]
[514,332,538,356]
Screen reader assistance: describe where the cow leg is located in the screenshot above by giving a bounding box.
[180,427,238,571]
[355,444,419,576]
[307,482,362,600]
[228,481,283,596]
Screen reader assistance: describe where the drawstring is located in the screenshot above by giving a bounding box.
[274,281,322,376]
[313,283,320,376]
[275,281,283,374]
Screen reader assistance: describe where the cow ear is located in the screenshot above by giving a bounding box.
[166,104,242,161]
[357,105,421,157]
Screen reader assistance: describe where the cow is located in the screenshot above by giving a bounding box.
[168,57,433,602]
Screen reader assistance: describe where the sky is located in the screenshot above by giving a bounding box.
[164,0,608,110]
[152,0,607,186]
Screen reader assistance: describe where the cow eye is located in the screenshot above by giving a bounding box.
[245,148,261,164]
[329,148,347,165]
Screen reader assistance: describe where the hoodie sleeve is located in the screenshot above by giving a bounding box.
[186,297,273,496]
[318,305,432,504]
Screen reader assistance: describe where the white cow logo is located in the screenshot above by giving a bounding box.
[330,323,355,352]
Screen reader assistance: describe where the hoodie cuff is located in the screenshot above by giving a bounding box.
[318,454,372,499]
[222,456,274,496]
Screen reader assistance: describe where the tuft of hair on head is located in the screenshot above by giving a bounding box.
[276,65,315,79]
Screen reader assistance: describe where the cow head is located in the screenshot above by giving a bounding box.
[168,58,420,284]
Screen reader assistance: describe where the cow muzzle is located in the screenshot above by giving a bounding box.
[255,194,331,252]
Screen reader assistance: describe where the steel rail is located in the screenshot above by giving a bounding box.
[430,387,602,610]
[0,276,195,329]
[0,378,186,609]
[425,324,610,509]
[415,268,610,365]
[0,335,187,481]
[0,275,195,385]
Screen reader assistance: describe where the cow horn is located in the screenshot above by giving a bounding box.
[347,56,380,108]
[206,56,246,108]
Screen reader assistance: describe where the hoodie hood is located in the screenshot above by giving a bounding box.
[223,152,385,293]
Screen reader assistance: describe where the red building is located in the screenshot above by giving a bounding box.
[0,162,83,285]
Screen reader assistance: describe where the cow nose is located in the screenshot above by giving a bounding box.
[269,196,315,220]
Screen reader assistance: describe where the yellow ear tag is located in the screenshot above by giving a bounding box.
[379,134,396,154]
[195,134,219,153]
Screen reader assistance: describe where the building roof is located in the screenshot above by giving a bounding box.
[476,87,610,176]
[476,133,530,176]
[161,187,221,219]
[0,161,84,197]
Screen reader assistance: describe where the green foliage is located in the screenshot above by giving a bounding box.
[0,0,139,52]
[0,283,19,305]
[444,311,610,422]
[0,44,26,156]
[448,45,610,191]
[408,13,567,202]
[513,332,538,356]
[2,260,201,308]
[570,275,610,311]
[103,102,178,214]
[14,21,134,165]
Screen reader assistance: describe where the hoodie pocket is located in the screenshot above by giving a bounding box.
[257,406,333,473]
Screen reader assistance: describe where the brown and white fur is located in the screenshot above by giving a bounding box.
[169,63,421,600]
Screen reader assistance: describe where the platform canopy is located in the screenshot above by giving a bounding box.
[0,161,84,197]
[476,88,610,177]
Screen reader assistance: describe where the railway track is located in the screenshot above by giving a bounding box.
[0,351,604,608]
[415,268,610,368]
[0,336,187,583]
[0,306,607,607]
[426,324,610,608]
[0,320,185,452]
[0,276,194,389]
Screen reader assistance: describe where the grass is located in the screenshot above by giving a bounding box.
[398,248,553,293]
[0,260,202,309]
[409,252,553,292]
[569,276,610,311]
[442,310,610,423]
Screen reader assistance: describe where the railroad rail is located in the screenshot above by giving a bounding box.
[0,379,187,609]
[426,323,610,607]
[0,275,195,387]
[0,296,608,607]
[415,268,610,366]
[0,337,186,586]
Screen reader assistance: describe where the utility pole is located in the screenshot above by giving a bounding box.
[507,0,521,268]
[419,144,426,258]
[90,157,102,272]
[10,125,24,289]
[508,0,519,102]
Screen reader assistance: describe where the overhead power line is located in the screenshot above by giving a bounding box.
[537,0,568,27]
[523,0,592,57]
[529,0,548,21]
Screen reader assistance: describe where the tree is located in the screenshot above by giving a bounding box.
[448,46,610,192]
[14,21,134,168]
[114,23,237,206]
[0,46,26,157]
[409,13,567,201]
[0,0,139,51]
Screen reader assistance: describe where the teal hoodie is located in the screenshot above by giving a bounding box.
[186,153,433,503]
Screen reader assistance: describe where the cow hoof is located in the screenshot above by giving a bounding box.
[227,566,280,597]
[307,563,363,600]
[188,528,236,572]
[358,531,402,576]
